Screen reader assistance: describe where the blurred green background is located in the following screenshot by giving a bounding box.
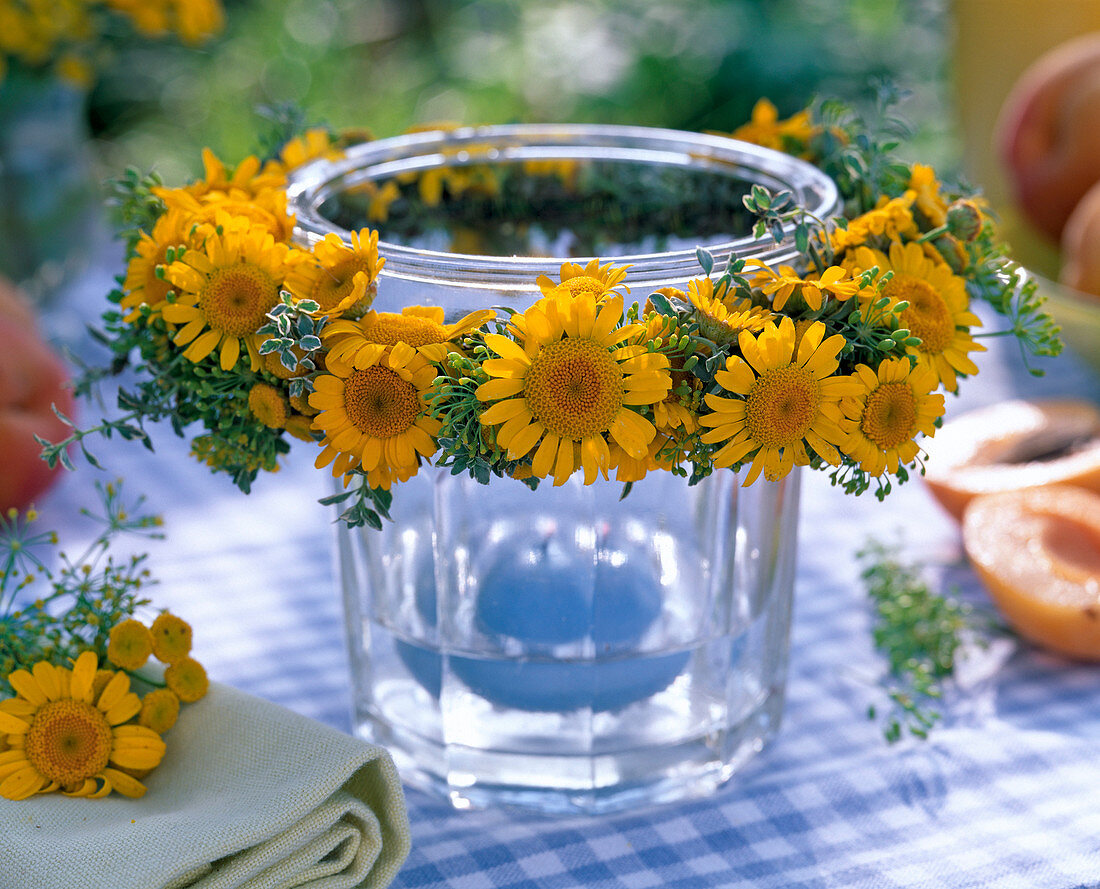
[88,0,953,184]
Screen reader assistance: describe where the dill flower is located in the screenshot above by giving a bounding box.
[248,382,289,430]
[309,343,441,488]
[840,358,945,476]
[476,292,671,486]
[161,222,290,371]
[139,689,180,734]
[164,657,208,703]
[687,276,772,344]
[0,652,165,800]
[284,229,385,319]
[107,619,153,671]
[323,305,495,369]
[699,317,861,485]
[535,259,631,300]
[150,612,193,664]
[846,242,985,392]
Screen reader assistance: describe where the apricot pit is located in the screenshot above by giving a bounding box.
[964,485,1100,661]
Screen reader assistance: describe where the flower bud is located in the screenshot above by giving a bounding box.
[945,200,983,242]
[933,235,970,274]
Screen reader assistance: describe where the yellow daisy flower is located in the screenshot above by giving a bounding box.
[106,0,169,37]
[840,358,945,476]
[274,127,342,174]
[0,652,166,800]
[139,689,180,734]
[157,147,279,201]
[364,180,402,223]
[309,343,441,489]
[323,305,495,370]
[699,317,861,485]
[172,0,224,45]
[908,163,948,228]
[162,222,290,371]
[164,657,208,703]
[248,382,289,429]
[284,229,385,319]
[522,158,580,189]
[150,612,193,664]
[635,312,700,434]
[687,276,772,344]
[284,414,317,442]
[609,431,689,483]
[722,98,816,152]
[476,292,671,486]
[119,208,198,323]
[748,262,862,312]
[828,194,917,254]
[846,241,985,392]
[158,186,294,243]
[535,258,631,300]
[107,619,153,671]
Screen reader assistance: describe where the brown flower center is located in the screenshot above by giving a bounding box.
[199,262,279,336]
[745,365,821,449]
[523,338,623,440]
[25,700,112,787]
[343,366,422,438]
[363,314,449,348]
[861,381,918,449]
[884,274,954,354]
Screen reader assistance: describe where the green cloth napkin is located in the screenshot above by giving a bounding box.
[0,682,411,889]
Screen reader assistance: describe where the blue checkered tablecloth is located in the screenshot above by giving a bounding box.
[31,254,1100,888]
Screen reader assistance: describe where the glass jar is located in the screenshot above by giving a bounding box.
[287,125,838,814]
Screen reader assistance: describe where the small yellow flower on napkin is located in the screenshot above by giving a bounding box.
[0,683,410,889]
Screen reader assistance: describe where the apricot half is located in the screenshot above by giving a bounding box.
[922,399,1100,522]
[964,485,1100,660]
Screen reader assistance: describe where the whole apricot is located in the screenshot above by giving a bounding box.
[0,314,74,511]
[997,32,1100,242]
[964,486,1100,661]
[923,399,1100,522]
[1060,177,1100,295]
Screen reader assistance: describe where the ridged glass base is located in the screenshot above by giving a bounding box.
[356,679,785,815]
[338,468,799,815]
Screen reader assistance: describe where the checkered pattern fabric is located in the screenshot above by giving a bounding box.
[35,267,1100,888]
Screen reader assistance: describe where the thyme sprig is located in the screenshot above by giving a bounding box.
[857,539,981,743]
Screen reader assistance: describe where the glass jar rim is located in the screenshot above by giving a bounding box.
[285,123,841,289]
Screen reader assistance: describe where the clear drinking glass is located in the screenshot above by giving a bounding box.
[287,124,838,814]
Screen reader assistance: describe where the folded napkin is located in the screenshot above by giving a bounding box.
[0,682,411,889]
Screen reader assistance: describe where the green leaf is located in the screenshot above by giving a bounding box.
[648,290,675,317]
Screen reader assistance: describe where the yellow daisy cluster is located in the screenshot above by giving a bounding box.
[99,100,1049,521]
[0,0,223,86]
[0,611,207,801]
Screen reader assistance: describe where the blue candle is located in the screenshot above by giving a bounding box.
[394,539,690,711]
